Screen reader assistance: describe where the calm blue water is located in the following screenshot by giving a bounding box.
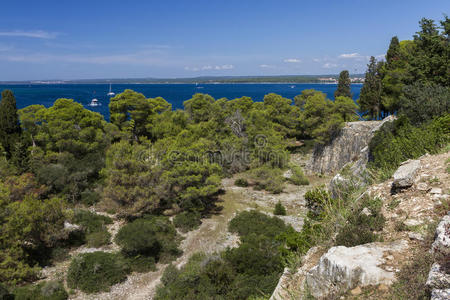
[0,83,362,120]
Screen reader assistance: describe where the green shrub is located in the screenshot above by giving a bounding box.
[85,230,111,248]
[115,216,181,263]
[173,211,201,232]
[0,283,13,300]
[234,178,249,187]
[249,166,284,194]
[369,114,450,178]
[335,196,385,247]
[304,186,332,220]
[399,83,450,126]
[229,210,289,240]
[67,252,129,293]
[80,190,100,206]
[72,209,113,247]
[14,281,68,300]
[288,165,309,186]
[274,201,286,216]
[156,211,290,300]
[125,255,156,273]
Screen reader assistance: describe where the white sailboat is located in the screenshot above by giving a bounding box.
[107,83,115,96]
[89,98,101,107]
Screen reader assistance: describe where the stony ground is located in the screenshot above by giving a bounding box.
[276,151,449,300]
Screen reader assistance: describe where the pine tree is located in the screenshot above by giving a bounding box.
[0,90,21,157]
[358,57,383,119]
[334,70,352,98]
[385,36,401,66]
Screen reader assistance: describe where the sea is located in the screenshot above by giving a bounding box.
[0,83,362,120]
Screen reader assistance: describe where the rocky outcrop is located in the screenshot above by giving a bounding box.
[431,214,450,261]
[427,214,450,299]
[392,159,421,189]
[306,240,408,299]
[306,116,395,175]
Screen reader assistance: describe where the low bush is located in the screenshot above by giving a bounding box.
[248,165,284,194]
[274,201,286,215]
[304,186,332,220]
[72,209,112,247]
[67,252,129,293]
[85,230,111,248]
[14,281,68,300]
[115,216,181,264]
[80,190,100,206]
[234,178,249,187]
[173,211,201,232]
[0,283,13,300]
[335,196,385,247]
[228,210,289,240]
[288,165,309,186]
[369,114,450,179]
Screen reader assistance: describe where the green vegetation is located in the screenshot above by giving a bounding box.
[359,16,449,119]
[369,114,449,178]
[155,211,292,299]
[72,209,112,247]
[67,252,129,294]
[274,201,287,216]
[173,211,201,232]
[248,165,284,193]
[115,216,181,267]
[334,70,352,98]
[234,178,249,187]
[335,196,385,247]
[287,165,309,186]
[13,281,68,300]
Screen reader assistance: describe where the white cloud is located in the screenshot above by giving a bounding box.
[375,54,386,60]
[312,58,321,62]
[283,58,301,63]
[339,53,361,59]
[219,64,234,70]
[184,64,234,71]
[0,30,58,39]
[322,63,338,69]
[259,64,275,68]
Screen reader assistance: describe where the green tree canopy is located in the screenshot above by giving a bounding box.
[334,70,352,98]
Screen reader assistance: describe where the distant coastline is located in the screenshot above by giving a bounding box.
[0,74,365,85]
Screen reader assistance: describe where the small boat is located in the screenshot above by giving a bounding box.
[89,98,101,107]
[107,83,115,96]
[290,85,295,88]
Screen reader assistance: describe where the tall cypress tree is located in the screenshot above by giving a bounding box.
[334,70,352,98]
[385,36,401,66]
[0,90,21,157]
[358,57,383,119]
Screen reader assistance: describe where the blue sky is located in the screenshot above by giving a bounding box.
[0,0,448,80]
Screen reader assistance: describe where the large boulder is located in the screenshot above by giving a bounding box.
[392,159,421,189]
[306,240,408,299]
[306,116,395,175]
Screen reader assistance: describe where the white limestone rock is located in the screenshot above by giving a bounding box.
[431,288,450,300]
[392,159,421,189]
[431,215,450,261]
[306,240,408,299]
[427,263,450,290]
